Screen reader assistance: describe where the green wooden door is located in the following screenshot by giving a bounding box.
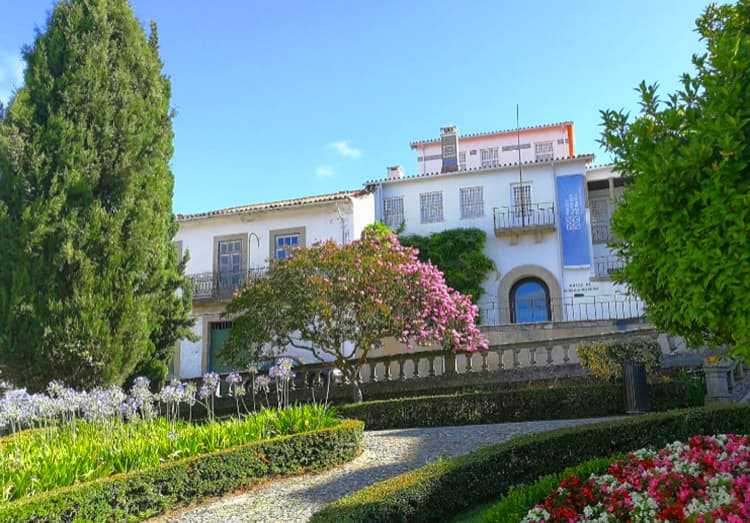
[209,321,234,374]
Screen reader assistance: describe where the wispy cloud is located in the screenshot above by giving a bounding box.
[315,165,335,178]
[329,140,361,159]
[0,51,24,105]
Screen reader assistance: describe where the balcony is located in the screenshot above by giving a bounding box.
[593,256,625,280]
[591,223,614,244]
[493,202,556,243]
[188,268,266,303]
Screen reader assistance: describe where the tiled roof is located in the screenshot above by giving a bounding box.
[364,154,595,185]
[409,121,573,148]
[176,189,369,222]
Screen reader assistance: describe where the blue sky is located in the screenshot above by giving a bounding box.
[1,0,714,214]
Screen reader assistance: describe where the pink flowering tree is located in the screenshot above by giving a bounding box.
[222,225,488,402]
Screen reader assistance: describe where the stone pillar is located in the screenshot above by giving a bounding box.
[704,362,733,404]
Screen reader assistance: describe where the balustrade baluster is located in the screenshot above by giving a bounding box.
[385,363,393,382]
[498,348,506,369]
[513,348,521,368]
[398,360,406,381]
[546,347,553,365]
[465,352,473,373]
[529,347,537,366]
[563,344,570,363]
[413,357,421,379]
[428,356,436,377]
[481,351,489,372]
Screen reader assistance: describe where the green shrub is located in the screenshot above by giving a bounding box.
[577,339,662,381]
[477,455,621,522]
[311,404,750,523]
[339,380,703,430]
[0,420,364,523]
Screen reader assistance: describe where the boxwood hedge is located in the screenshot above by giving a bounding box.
[0,419,364,523]
[338,380,703,430]
[311,404,750,523]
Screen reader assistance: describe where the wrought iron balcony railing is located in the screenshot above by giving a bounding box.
[493,202,556,234]
[591,223,614,244]
[188,268,266,301]
[594,256,625,278]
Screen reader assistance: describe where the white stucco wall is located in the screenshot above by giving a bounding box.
[179,319,203,379]
[413,124,573,175]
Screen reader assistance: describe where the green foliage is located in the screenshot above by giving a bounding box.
[600,1,750,360]
[1,404,339,503]
[400,228,496,302]
[338,380,703,430]
[0,0,193,390]
[311,404,750,523]
[222,229,486,402]
[477,456,621,522]
[0,419,363,523]
[576,339,662,381]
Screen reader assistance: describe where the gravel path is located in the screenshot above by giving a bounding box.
[150,416,622,523]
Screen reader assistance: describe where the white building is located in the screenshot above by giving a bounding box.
[171,122,638,379]
[172,190,374,378]
[367,123,638,327]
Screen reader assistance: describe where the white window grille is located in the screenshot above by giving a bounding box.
[383,196,404,229]
[480,148,499,168]
[534,142,554,161]
[420,191,444,223]
[459,151,466,170]
[460,186,484,219]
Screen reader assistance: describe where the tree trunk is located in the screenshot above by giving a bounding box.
[350,380,364,403]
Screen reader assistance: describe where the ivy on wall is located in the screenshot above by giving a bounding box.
[399,228,496,303]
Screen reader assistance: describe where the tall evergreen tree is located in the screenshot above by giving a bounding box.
[0,0,193,391]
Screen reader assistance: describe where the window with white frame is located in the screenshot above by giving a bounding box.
[383,196,404,229]
[534,142,554,161]
[480,148,499,168]
[460,186,484,219]
[420,191,444,223]
[459,151,466,170]
[511,183,533,221]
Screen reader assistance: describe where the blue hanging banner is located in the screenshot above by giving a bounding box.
[556,174,591,267]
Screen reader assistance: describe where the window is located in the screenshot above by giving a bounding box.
[459,151,466,170]
[383,196,404,230]
[480,148,499,168]
[420,191,444,223]
[275,234,299,259]
[534,142,554,161]
[460,186,484,219]
[218,239,242,289]
[511,183,533,223]
[590,197,612,243]
[270,227,306,260]
[510,278,551,323]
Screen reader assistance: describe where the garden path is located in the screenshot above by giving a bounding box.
[150,416,623,523]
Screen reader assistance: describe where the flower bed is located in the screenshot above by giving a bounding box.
[0,419,364,523]
[311,404,750,523]
[522,434,750,522]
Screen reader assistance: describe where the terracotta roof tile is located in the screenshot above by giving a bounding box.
[363,154,594,185]
[176,189,369,222]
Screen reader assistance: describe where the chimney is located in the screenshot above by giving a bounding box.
[387,165,404,180]
[440,125,459,173]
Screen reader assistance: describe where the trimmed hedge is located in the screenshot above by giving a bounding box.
[0,420,364,523]
[477,455,620,522]
[338,380,703,430]
[311,404,750,523]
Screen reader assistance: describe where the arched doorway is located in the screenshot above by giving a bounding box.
[510,278,551,323]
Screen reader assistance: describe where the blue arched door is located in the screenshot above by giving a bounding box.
[510,278,551,323]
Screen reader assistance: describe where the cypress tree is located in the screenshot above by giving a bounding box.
[0,0,193,391]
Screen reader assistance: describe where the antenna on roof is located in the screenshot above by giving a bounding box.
[517,104,525,227]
